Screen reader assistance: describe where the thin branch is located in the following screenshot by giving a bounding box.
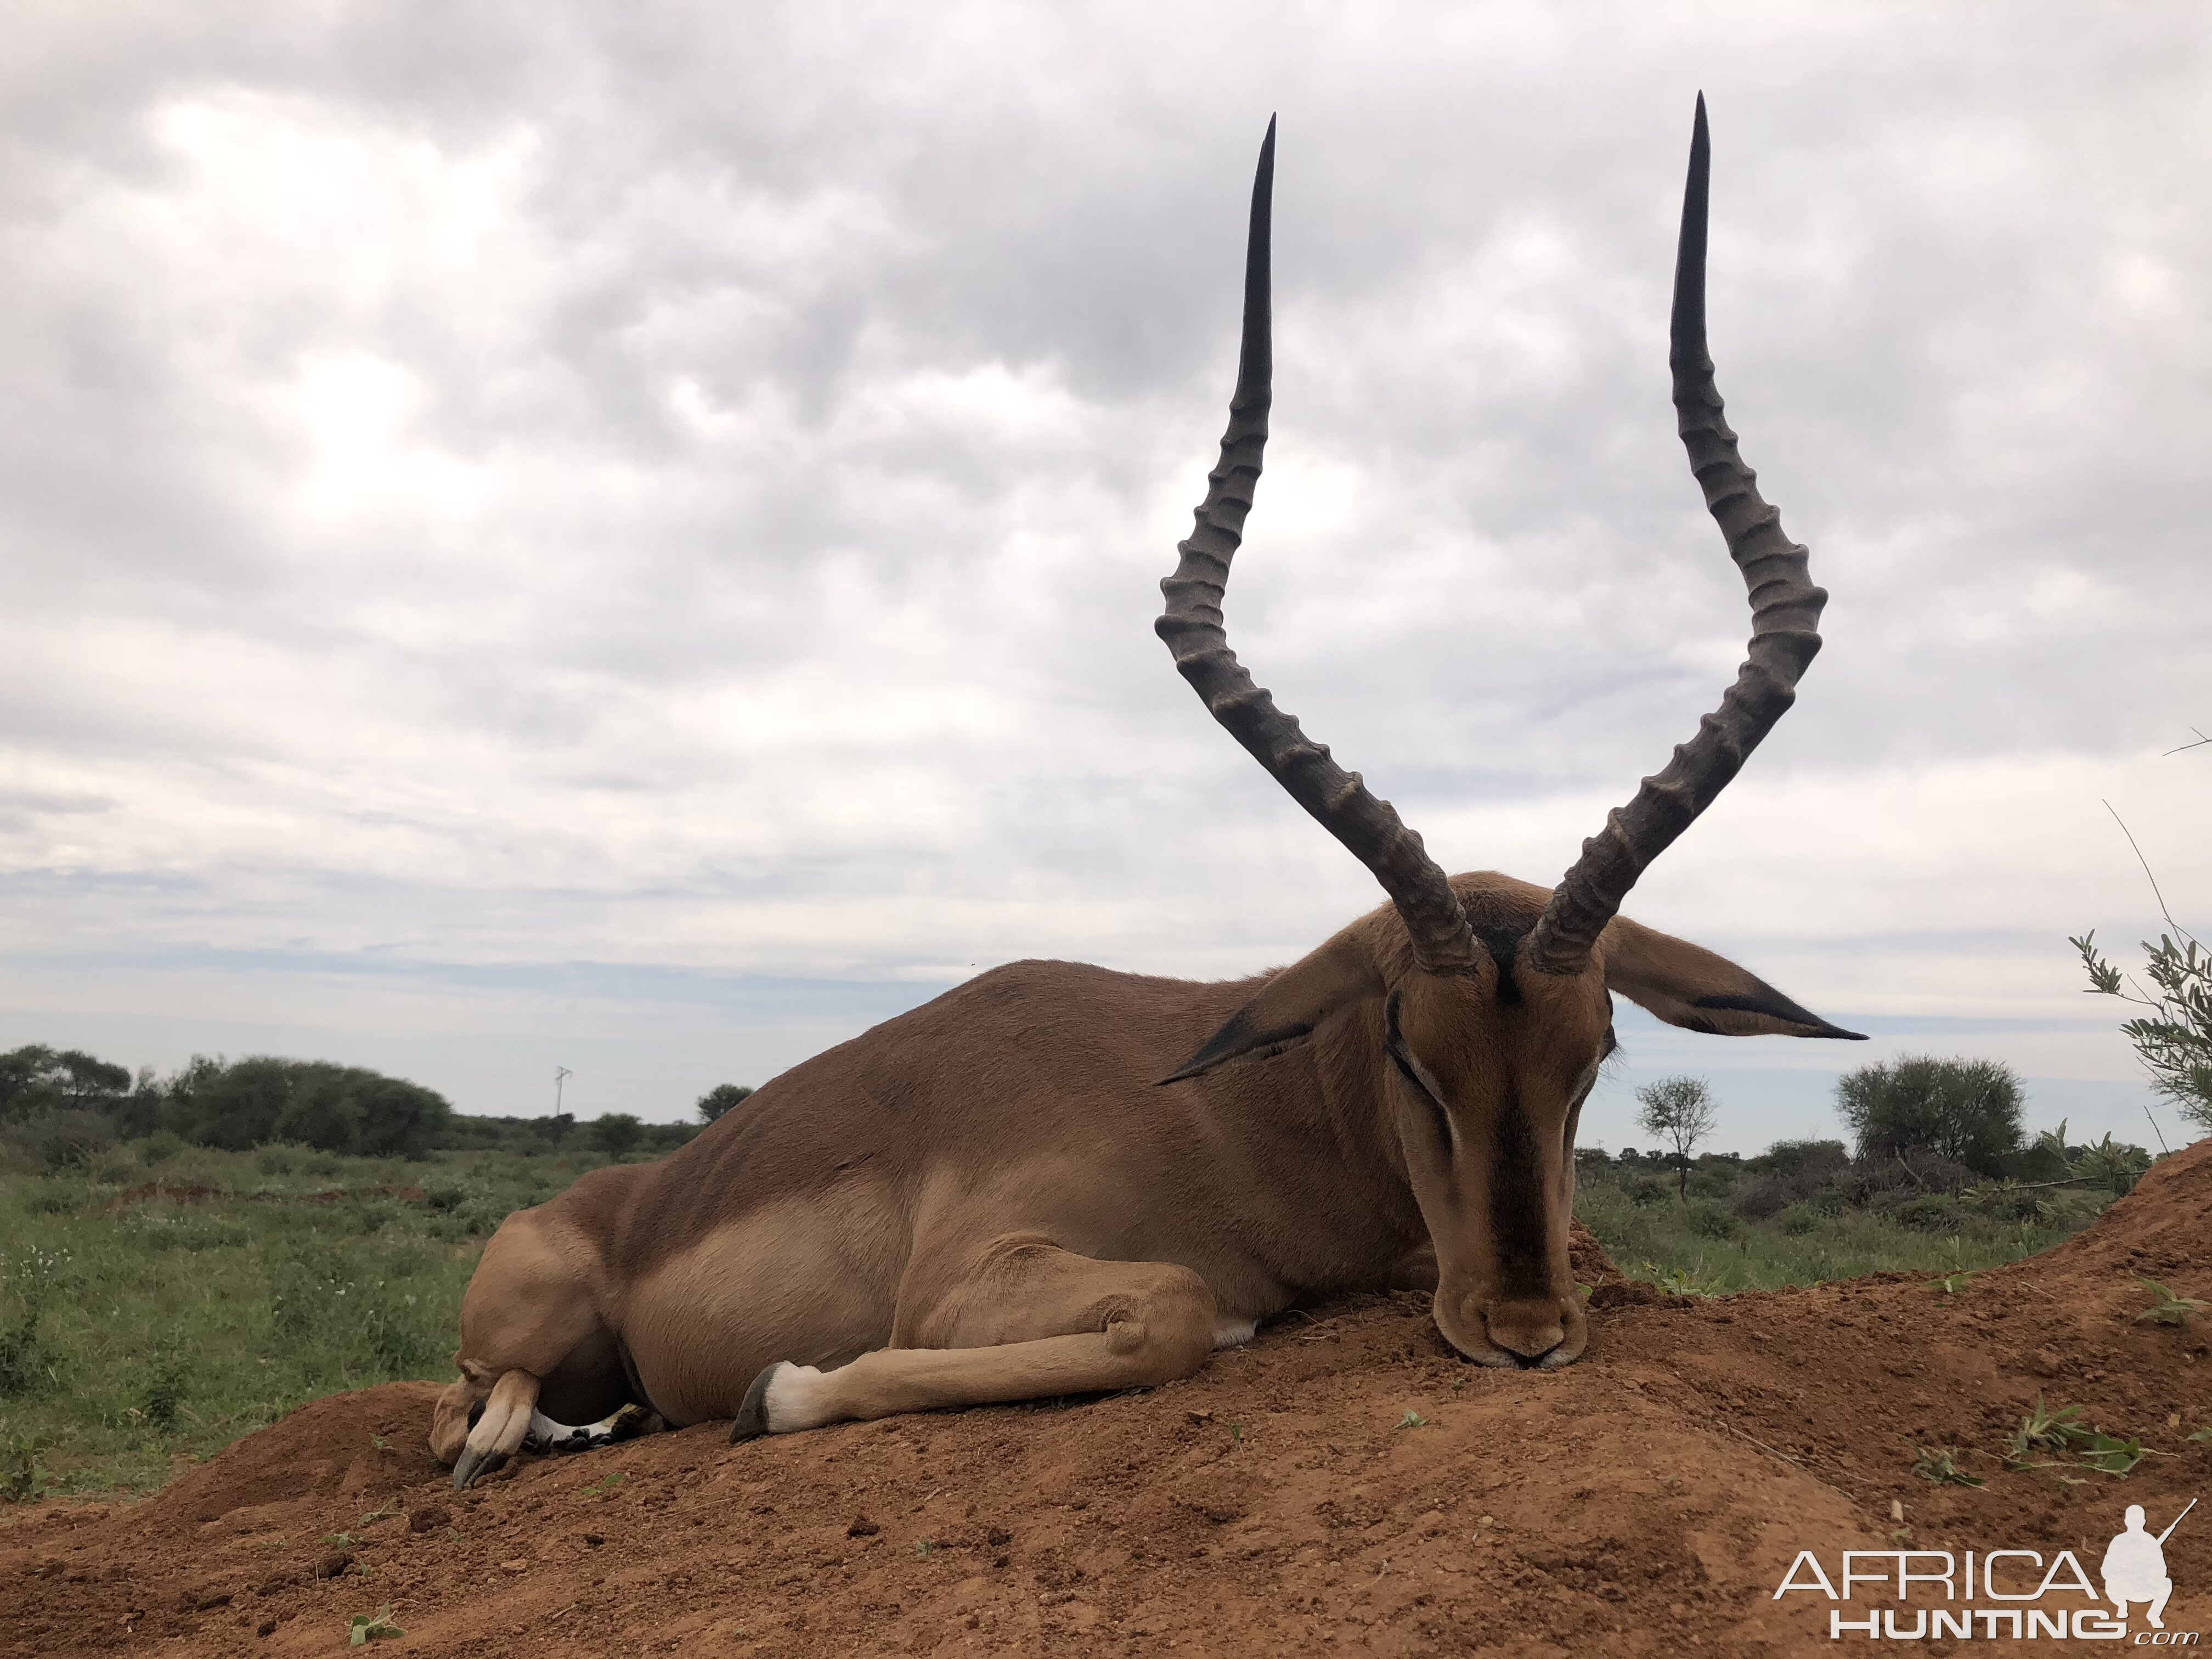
[2102,799,2182,935]
[2143,1103,2171,1156]
[2162,727,2209,757]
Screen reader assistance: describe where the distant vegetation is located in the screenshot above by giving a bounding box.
[1578,1054,2160,1297]
[0,1043,742,1170]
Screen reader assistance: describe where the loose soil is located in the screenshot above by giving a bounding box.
[9,1143,2210,1657]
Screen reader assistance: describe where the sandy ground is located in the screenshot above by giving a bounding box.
[7,1143,2210,1657]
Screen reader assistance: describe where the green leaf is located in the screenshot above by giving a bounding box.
[347,1606,403,1645]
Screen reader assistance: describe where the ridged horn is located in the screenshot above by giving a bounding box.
[1155,119,1479,978]
[1527,94,1831,975]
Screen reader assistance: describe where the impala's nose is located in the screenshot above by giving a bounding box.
[1485,1299,1566,1365]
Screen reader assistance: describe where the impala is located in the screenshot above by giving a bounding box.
[434,98,1861,1489]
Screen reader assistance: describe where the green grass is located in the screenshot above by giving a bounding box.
[1572,1166,2111,1295]
[0,1141,619,1498]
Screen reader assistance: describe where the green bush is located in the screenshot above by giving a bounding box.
[1884,1193,1970,1234]
[1684,1199,1739,1240]
[1776,1203,1821,1236]
[8,1110,117,1172]
[590,1114,645,1158]
[136,1341,190,1432]
[1835,1057,2024,1176]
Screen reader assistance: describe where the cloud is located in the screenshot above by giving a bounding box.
[0,4,2205,1139]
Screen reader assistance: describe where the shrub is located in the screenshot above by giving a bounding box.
[136,1131,185,1166]
[166,1056,454,1159]
[1685,1199,1739,1240]
[1731,1175,1795,1222]
[1835,1058,2024,1176]
[0,1323,50,1396]
[1884,1193,1970,1234]
[1775,1203,1822,1236]
[137,1342,190,1431]
[8,1110,117,1172]
[1747,1138,1851,1182]
[590,1114,645,1158]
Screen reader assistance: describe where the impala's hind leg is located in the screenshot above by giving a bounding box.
[731,1235,1216,1439]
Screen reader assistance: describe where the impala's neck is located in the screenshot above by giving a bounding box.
[1204,991,1430,1294]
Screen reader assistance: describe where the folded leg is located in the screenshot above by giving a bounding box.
[732,1235,1216,1439]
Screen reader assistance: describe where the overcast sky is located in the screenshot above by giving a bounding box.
[2,3,2207,1153]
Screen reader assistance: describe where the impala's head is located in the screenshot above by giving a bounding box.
[1154,101,1862,1369]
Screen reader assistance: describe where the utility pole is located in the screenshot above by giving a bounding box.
[553,1065,573,1116]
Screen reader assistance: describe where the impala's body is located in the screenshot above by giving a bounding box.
[434,99,1866,1486]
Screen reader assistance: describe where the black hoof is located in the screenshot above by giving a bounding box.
[607,1403,663,1443]
[730,1363,783,1443]
[450,1447,507,1490]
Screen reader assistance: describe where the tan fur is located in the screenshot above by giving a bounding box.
[432,871,1855,1464]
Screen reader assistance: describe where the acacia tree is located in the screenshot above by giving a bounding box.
[1833,1056,2023,1175]
[696,1083,755,1125]
[1636,1076,1718,1199]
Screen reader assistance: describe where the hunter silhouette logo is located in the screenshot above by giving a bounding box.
[2105,1500,2192,1631]
[1774,1497,2199,1641]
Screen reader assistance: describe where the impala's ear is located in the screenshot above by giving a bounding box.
[1600,916,1865,1040]
[1159,932,1385,1084]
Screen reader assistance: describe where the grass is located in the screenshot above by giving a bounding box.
[0,1140,626,1497]
[1571,1167,2109,1295]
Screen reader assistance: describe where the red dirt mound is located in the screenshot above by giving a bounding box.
[9,1155,2210,1657]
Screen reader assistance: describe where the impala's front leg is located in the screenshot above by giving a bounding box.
[730,1233,1217,1439]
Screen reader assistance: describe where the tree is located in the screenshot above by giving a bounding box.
[2075,930,2212,1131]
[1635,1076,1718,1199]
[161,1054,453,1156]
[1833,1056,2023,1175]
[590,1113,645,1158]
[696,1084,754,1125]
[0,1045,131,1125]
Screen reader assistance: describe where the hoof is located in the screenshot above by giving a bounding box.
[607,1403,663,1443]
[730,1363,785,1443]
[450,1447,507,1490]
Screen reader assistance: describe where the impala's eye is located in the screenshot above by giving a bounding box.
[1388,1046,1454,1150]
